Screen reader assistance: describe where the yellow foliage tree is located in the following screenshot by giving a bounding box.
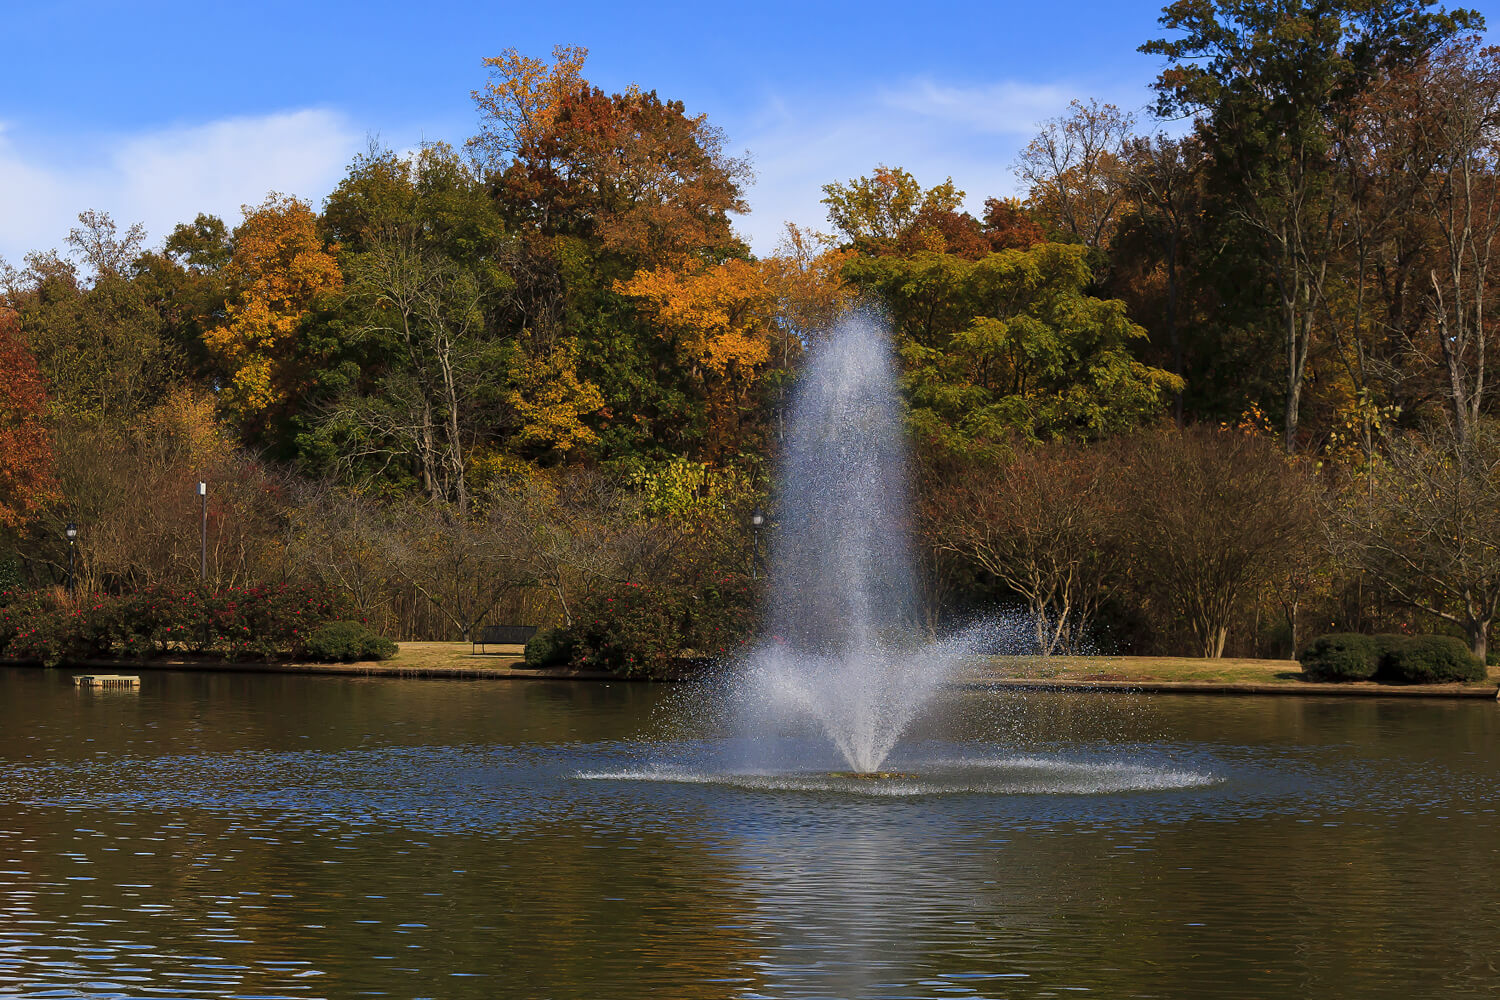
[760,223,855,354]
[505,339,605,455]
[204,194,342,429]
[469,44,589,162]
[617,258,774,461]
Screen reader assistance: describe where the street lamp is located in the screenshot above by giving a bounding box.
[750,506,764,580]
[198,481,207,583]
[64,522,77,594]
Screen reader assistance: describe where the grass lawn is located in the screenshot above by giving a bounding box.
[969,654,1500,690]
[368,640,526,672]
[334,643,1498,692]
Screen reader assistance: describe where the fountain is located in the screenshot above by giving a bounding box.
[603,314,1209,796]
[731,314,975,776]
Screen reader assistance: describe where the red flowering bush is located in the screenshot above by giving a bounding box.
[0,584,362,665]
[568,581,685,678]
[564,573,760,679]
[683,572,759,658]
[0,589,50,658]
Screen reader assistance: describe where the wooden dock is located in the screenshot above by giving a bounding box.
[73,674,141,688]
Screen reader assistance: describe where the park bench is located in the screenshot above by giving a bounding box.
[471,624,538,654]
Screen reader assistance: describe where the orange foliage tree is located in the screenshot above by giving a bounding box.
[472,46,748,261]
[617,259,773,460]
[0,308,58,527]
[204,195,343,432]
[761,223,855,351]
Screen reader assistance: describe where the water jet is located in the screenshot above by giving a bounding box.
[729,315,978,774]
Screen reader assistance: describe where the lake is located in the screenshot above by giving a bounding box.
[1,667,1496,998]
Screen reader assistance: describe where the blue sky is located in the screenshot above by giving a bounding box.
[3,0,1497,262]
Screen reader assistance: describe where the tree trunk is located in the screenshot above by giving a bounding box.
[1284,296,1302,454]
[1166,240,1183,427]
[1467,616,1489,663]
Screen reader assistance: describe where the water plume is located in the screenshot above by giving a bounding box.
[733,314,974,773]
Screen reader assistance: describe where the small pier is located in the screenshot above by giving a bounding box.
[73,674,141,688]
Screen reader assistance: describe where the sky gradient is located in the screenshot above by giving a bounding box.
[4,0,1498,263]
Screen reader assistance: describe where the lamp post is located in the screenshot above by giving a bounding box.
[64,522,77,594]
[750,506,764,580]
[198,481,207,583]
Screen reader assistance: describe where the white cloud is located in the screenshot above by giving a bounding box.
[731,77,1133,255]
[0,109,362,266]
[879,79,1075,135]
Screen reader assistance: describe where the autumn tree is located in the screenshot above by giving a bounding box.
[319,143,608,479]
[1144,0,1481,451]
[821,165,967,251]
[473,46,748,261]
[332,235,504,514]
[48,390,287,591]
[1016,99,1135,253]
[503,339,605,457]
[470,45,589,167]
[1410,39,1500,445]
[1117,133,1207,421]
[467,46,753,462]
[382,498,531,640]
[1120,425,1322,657]
[67,210,147,283]
[484,470,674,626]
[761,224,854,347]
[11,239,181,421]
[981,198,1047,251]
[924,441,1123,654]
[0,309,57,528]
[204,194,343,435]
[617,258,775,462]
[1330,421,1500,658]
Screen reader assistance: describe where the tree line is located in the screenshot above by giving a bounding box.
[2,1,1499,663]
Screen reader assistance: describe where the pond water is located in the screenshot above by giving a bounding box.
[0,667,1496,999]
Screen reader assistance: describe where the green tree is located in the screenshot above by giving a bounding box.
[12,242,181,422]
[846,242,1183,452]
[1142,0,1482,451]
[821,165,965,248]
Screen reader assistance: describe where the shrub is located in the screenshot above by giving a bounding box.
[0,584,364,664]
[683,572,759,659]
[1299,633,1381,681]
[1,592,113,667]
[569,581,685,678]
[1301,632,1487,684]
[302,620,398,663]
[1378,635,1485,684]
[524,628,575,669]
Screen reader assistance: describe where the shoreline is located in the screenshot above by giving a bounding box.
[957,676,1500,699]
[7,647,1497,698]
[3,656,622,682]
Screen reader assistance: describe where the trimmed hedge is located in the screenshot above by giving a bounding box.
[1300,633,1382,682]
[523,627,575,669]
[1300,632,1486,684]
[1381,635,1486,684]
[303,621,398,663]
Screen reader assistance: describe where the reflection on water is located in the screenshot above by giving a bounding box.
[0,667,1497,998]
